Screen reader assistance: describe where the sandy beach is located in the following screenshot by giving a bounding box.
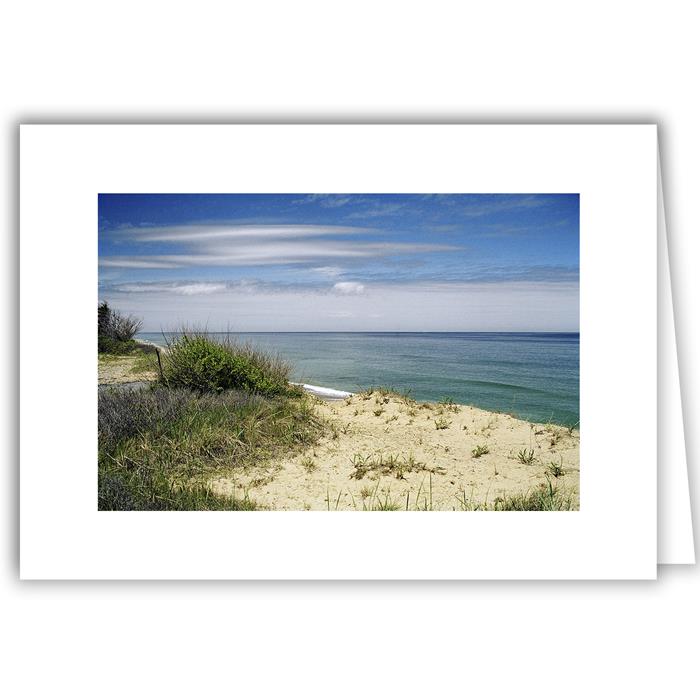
[210,390,580,511]
[99,351,579,511]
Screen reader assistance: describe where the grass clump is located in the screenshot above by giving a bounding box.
[492,479,575,511]
[546,457,566,478]
[159,332,296,397]
[356,482,403,510]
[361,386,414,404]
[349,452,446,480]
[517,448,536,464]
[301,456,318,473]
[439,396,460,413]
[471,444,490,458]
[455,479,577,511]
[434,416,451,430]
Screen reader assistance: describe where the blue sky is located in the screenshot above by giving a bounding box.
[98,193,579,331]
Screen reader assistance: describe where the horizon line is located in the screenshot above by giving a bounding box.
[137,329,581,335]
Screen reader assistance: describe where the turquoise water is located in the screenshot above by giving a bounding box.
[137,332,580,427]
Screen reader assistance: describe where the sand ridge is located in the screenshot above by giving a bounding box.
[210,391,580,511]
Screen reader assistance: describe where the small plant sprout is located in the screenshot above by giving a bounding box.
[517,448,536,464]
[301,456,317,473]
[439,396,460,413]
[546,456,565,478]
[434,416,451,430]
[373,407,385,417]
[472,444,489,458]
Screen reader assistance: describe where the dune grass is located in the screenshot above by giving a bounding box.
[158,331,297,397]
[456,478,576,511]
[349,452,447,480]
[98,385,325,510]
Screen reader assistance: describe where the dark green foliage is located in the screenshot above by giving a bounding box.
[98,468,257,511]
[98,301,143,353]
[98,337,140,354]
[160,332,296,396]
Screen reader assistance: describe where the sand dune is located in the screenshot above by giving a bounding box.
[210,390,580,511]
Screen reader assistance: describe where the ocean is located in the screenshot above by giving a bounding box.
[137,331,580,427]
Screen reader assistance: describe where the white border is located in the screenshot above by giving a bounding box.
[20,125,657,579]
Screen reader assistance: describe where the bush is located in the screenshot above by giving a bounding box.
[98,301,143,353]
[160,332,295,396]
[98,337,140,354]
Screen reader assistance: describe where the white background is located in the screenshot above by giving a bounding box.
[2,1,698,698]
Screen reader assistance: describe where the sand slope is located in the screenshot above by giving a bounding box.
[211,391,580,511]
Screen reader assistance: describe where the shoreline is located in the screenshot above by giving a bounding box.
[98,350,577,426]
[98,352,580,510]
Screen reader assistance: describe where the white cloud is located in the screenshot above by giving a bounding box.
[114,282,227,295]
[100,242,461,269]
[176,283,228,295]
[114,224,370,243]
[333,281,365,295]
[100,259,180,269]
[312,266,344,278]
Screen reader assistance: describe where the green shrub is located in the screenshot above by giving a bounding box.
[98,336,140,354]
[160,332,295,396]
[98,301,142,351]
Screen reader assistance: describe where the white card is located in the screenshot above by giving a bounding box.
[20,124,663,579]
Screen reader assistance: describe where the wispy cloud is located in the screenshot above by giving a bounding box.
[461,195,547,218]
[100,241,461,269]
[292,194,355,208]
[346,202,408,219]
[112,223,372,243]
[114,282,228,295]
[312,266,344,278]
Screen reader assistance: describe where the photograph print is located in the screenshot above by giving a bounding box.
[98,193,579,511]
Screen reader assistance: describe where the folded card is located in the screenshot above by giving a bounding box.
[20,124,682,579]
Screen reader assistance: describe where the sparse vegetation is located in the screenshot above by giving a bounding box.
[546,457,566,478]
[439,396,460,413]
[434,416,452,430]
[456,479,576,511]
[301,456,318,473]
[349,452,446,480]
[492,479,575,511]
[517,448,536,464]
[471,444,490,458]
